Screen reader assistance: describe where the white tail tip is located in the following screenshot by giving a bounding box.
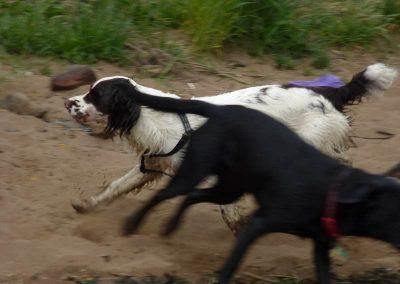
[365,63,398,90]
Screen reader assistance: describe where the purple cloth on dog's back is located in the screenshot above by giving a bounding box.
[289,74,345,88]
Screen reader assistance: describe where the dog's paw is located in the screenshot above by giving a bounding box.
[71,198,93,214]
[215,270,230,284]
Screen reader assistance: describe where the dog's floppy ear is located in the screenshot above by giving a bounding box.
[104,79,141,137]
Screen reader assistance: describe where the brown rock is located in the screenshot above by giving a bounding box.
[51,65,97,91]
[0,93,48,118]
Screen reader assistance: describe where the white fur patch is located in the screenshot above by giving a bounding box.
[66,93,106,123]
[91,76,137,89]
[364,63,398,91]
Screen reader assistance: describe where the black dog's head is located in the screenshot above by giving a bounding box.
[64,76,141,137]
[339,175,400,249]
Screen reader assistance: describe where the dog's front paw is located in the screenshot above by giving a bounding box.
[71,198,94,214]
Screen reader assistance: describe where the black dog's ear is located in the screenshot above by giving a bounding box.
[339,184,374,204]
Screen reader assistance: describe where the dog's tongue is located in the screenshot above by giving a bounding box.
[289,74,345,88]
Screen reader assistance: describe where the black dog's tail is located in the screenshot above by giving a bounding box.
[130,87,219,118]
[293,63,398,111]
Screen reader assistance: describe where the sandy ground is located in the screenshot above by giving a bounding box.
[0,52,400,283]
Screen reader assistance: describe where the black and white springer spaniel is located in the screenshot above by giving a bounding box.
[65,63,397,233]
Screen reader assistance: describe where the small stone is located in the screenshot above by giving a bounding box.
[0,93,48,118]
[5,128,19,132]
[51,65,97,91]
[61,275,78,281]
[187,83,196,90]
[101,254,111,262]
[231,61,246,68]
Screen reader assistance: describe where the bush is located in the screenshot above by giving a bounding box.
[0,0,130,63]
[0,0,397,65]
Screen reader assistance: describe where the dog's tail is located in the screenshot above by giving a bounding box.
[130,86,219,117]
[314,63,397,111]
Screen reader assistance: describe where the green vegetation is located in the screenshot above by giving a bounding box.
[0,0,398,68]
[0,1,130,63]
[382,0,400,24]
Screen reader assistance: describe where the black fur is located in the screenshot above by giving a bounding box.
[116,83,400,284]
[85,79,142,137]
[283,69,371,111]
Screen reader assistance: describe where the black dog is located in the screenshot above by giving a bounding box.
[115,81,400,284]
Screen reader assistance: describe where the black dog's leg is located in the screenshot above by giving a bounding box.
[122,183,194,236]
[123,123,224,236]
[123,177,206,236]
[313,238,332,284]
[217,211,268,284]
[163,187,243,236]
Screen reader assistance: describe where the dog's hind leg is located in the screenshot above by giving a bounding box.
[163,187,244,236]
[217,210,269,284]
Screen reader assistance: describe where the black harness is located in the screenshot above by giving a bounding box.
[139,113,193,177]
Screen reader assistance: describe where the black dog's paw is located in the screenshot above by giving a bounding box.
[122,215,142,236]
[215,268,231,284]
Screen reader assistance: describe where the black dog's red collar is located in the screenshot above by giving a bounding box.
[321,170,351,240]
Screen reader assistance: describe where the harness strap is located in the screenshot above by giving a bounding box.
[140,113,193,176]
[179,113,193,133]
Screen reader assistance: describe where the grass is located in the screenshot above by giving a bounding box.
[39,64,52,77]
[184,0,243,51]
[0,0,399,68]
[311,51,331,69]
[0,1,130,63]
[275,55,296,70]
[382,0,400,24]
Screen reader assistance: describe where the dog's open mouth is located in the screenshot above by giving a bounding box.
[70,112,107,125]
[71,112,90,124]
